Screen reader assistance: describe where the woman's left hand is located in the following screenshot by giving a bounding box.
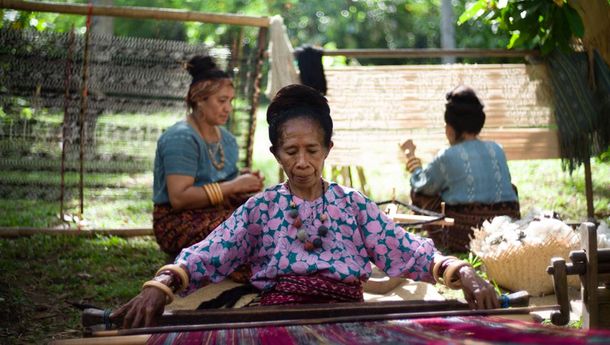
[458,266,499,310]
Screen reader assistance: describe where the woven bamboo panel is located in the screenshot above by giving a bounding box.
[325,64,558,166]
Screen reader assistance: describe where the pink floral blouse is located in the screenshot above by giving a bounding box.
[176,182,436,294]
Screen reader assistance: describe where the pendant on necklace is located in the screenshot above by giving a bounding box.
[288,198,329,251]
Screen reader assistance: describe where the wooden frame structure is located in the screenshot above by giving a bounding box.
[547,222,610,329]
[0,0,270,230]
[319,49,596,220]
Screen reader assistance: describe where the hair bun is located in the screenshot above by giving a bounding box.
[267,84,329,124]
[186,55,218,79]
[446,85,483,108]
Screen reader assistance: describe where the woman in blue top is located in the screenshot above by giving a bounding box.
[152,55,264,273]
[404,85,520,252]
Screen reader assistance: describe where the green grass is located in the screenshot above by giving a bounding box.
[0,235,165,345]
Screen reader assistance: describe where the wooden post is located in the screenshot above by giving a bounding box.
[584,158,595,220]
[78,8,93,216]
[580,222,598,328]
[60,28,76,220]
[244,27,268,168]
[549,258,571,326]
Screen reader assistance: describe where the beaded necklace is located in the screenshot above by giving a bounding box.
[189,115,225,170]
[286,180,329,251]
[206,141,225,170]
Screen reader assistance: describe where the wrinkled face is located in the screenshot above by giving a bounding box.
[273,117,332,191]
[194,83,234,126]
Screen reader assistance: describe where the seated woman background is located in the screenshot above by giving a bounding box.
[114,84,499,329]
[404,85,520,252]
[152,55,264,276]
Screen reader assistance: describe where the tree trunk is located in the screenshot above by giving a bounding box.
[440,0,456,64]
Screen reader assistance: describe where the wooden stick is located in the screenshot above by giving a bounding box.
[321,48,539,58]
[0,227,152,238]
[0,0,270,27]
[391,213,454,226]
[583,158,595,220]
[83,292,530,328]
[91,305,558,337]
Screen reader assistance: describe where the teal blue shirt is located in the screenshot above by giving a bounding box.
[153,121,239,205]
[410,140,518,205]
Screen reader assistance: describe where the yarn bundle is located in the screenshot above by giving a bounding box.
[470,213,581,296]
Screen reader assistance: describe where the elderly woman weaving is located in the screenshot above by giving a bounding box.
[113,84,499,329]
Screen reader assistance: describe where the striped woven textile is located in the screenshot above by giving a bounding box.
[547,50,610,172]
[146,316,610,345]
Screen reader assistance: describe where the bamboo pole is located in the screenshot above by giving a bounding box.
[60,28,76,220]
[78,5,93,217]
[584,158,595,220]
[0,227,153,238]
[321,48,539,58]
[244,27,268,168]
[0,0,270,27]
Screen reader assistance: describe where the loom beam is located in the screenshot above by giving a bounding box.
[83,291,531,330]
[547,222,610,328]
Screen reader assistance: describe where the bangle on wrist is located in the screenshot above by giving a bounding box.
[142,280,174,304]
[432,256,458,284]
[443,261,472,290]
[155,264,189,292]
[212,183,224,204]
[203,183,222,206]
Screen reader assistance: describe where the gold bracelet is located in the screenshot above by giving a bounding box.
[202,184,218,205]
[432,255,458,284]
[142,280,175,304]
[443,261,472,290]
[155,264,189,292]
[212,183,224,204]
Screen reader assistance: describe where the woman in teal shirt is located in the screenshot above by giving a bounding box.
[405,85,520,252]
[152,55,264,271]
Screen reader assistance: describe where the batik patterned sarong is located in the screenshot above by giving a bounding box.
[153,193,252,283]
[259,273,363,305]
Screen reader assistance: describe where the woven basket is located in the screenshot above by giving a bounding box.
[476,237,580,296]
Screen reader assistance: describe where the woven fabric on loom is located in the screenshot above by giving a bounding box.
[547,50,610,172]
[146,316,610,345]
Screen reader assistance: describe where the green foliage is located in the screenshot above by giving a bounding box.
[458,0,585,54]
[2,0,516,66]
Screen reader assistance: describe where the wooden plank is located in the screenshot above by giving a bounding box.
[391,213,454,227]
[50,335,149,345]
[321,48,539,58]
[0,0,270,27]
[326,128,560,166]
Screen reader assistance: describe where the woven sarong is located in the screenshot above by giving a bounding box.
[259,274,364,306]
[411,191,520,252]
[146,316,610,345]
[153,193,252,283]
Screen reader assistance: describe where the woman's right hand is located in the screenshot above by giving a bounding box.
[110,287,167,329]
[230,172,264,194]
